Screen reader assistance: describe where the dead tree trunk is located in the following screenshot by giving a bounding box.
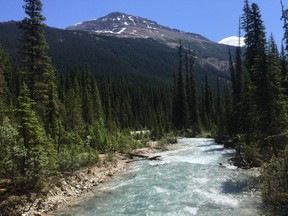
[129,153,161,160]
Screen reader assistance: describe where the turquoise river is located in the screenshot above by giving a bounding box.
[54,138,284,216]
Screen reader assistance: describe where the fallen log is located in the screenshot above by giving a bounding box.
[128,153,161,161]
[148,155,161,160]
[129,153,149,159]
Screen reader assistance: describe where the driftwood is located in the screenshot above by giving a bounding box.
[128,153,161,161]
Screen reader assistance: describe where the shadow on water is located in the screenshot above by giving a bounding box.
[221,152,235,158]
[221,180,248,194]
[204,147,225,152]
[221,175,260,194]
[196,143,217,148]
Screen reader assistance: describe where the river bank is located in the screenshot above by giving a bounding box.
[0,141,171,216]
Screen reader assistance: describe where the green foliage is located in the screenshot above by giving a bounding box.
[57,132,99,171]
[15,83,57,188]
[240,2,287,147]
[105,152,114,162]
[241,141,262,167]
[0,117,25,183]
[158,132,177,148]
[234,1,288,208]
[116,133,135,153]
[0,45,11,122]
[18,0,57,117]
[187,48,201,134]
[172,41,189,130]
[261,145,288,206]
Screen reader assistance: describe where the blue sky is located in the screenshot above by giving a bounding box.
[0,0,285,46]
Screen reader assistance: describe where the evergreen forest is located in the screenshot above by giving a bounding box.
[0,0,287,211]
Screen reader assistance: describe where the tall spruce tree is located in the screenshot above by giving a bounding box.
[239,68,255,139]
[229,48,236,104]
[265,35,287,140]
[16,83,56,188]
[215,77,224,137]
[18,0,57,118]
[281,0,288,96]
[241,2,268,139]
[187,48,200,133]
[203,74,214,129]
[172,41,188,129]
[229,47,238,135]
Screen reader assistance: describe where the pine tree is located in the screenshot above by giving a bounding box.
[203,74,214,129]
[92,80,103,120]
[235,21,243,104]
[223,84,233,136]
[280,1,288,96]
[16,83,56,188]
[229,48,236,104]
[229,48,238,135]
[172,41,188,129]
[242,0,253,74]
[187,48,200,133]
[239,69,255,139]
[265,35,287,140]
[280,44,287,83]
[81,70,95,125]
[215,77,224,137]
[0,45,9,122]
[45,86,61,150]
[241,2,272,140]
[18,0,57,118]
[64,77,85,134]
[0,117,24,184]
[281,0,288,54]
[230,27,243,135]
[250,3,278,142]
[185,51,191,123]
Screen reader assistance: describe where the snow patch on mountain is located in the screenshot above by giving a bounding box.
[116,28,126,34]
[73,22,83,26]
[128,16,136,26]
[218,36,245,47]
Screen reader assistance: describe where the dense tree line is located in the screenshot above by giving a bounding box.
[171,41,233,137]
[231,0,288,206]
[171,0,288,207]
[0,0,171,192]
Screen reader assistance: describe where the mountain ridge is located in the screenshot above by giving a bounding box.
[66,12,210,47]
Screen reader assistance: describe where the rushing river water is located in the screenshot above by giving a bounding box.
[54,138,268,216]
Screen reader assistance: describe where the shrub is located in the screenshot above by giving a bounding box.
[261,145,288,206]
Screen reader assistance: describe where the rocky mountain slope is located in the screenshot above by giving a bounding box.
[66,12,208,48]
[66,12,238,76]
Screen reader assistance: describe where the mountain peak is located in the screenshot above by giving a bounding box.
[68,12,158,33]
[66,12,209,45]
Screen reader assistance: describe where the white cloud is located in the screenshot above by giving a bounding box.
[218,36,245,47]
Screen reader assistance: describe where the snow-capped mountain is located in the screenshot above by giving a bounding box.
[218,36,245,47]
[66,12,209,46]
